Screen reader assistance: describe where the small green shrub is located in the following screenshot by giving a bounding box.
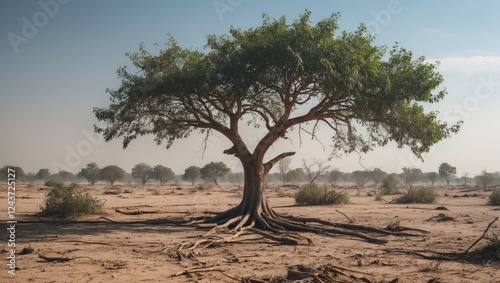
[489,189,500,205]
[380,174,400,195]
[39,186,105,218]
[395,187,438,204]
[294,183,349,206]
[44,179,64,188]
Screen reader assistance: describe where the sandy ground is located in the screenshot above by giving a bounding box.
[1,182,499,283]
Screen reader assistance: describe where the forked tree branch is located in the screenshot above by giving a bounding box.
[263,152,296,175]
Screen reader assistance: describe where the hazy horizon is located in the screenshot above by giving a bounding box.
[1,1,499,176]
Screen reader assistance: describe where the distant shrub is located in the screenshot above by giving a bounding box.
[374,194,383,201]
[39,186,105,218]
[44,179,64,188]
[380,174,400,195]
[489,189,500,205]
[294,183,349,206]
[395,187,438,204]
[195,182,213,191]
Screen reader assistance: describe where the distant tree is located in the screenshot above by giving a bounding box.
[302,159,330,184]
[152,165,175,185]
[278,157,291,185]
[201,162,230,185]
[57,170,75,181]
[439,163,456,186]
[0,166,25,180]
[100,165,125,185]
[131,163,154,185]
[402,167,423,189]
[352,170,372,187]
[285,168,307,185]
[460,171,470,187]
[370,168,387,188]
[328,168,343,185]
[36,169,50,180]
[475,170,495,189]
[78,163,101,185]
[425,172,439,186]
[183,166,201,185]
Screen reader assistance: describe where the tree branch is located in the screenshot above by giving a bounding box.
[263,152,296,175]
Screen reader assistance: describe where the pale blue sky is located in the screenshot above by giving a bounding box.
[1,0,499,176]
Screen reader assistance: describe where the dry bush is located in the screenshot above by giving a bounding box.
[44,179,64,188]
[395,187,438,204]
[294,183,349,206]
[39,186,104,218]
[489,189,500,205]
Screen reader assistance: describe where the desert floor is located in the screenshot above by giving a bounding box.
[1,182,499,283]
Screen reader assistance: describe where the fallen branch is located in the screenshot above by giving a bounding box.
[463,217,498,254]
[38,254,91,262]
[115,209,160,215]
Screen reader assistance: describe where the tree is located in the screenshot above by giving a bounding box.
[285,168,306,185]
[78,163,101,185]
[425,172,439,186]
[328,168,343,185]
[460,171,470,187]
[278,157,291,185]
[475,170,495,189]
[370,168,387,188]
[401,167,423,189]
[0,166,25,180]
[55,170,75,182]
[302,159,330,184]
[352,170,372,187]
[131,163,154,185]
[36,168,50,180]
[200,162,230,185]
[100,165,125,185]
[183,166,201,185]
[439,163,456,186]
[152,165,175,185]
[94,12,460,244]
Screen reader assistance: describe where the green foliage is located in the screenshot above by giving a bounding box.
[183,166,201,185]
[352,170,372,187]
[380,174,400,195]
[39,186,105,218]
[489,189,500,206]
[100,165,126,185]
[44,179,64,187]
[94,12,460,161]
[395,187,438,204]
[285,168,306,184]
[152,165,175,185]
[294,183,349,206]
[0,166,25,180]
[131,163,153,185]
[200,162,230,185]
[439,163,456,186]
[370,168,387,187]
[78,163,101,185]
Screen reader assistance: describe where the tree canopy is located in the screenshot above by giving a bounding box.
[100,165,125,185]
[152,165,175,185]
[78,163,101,185]
[131,163,154,185]
[200,161,231,185]
[183,166,201,185]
